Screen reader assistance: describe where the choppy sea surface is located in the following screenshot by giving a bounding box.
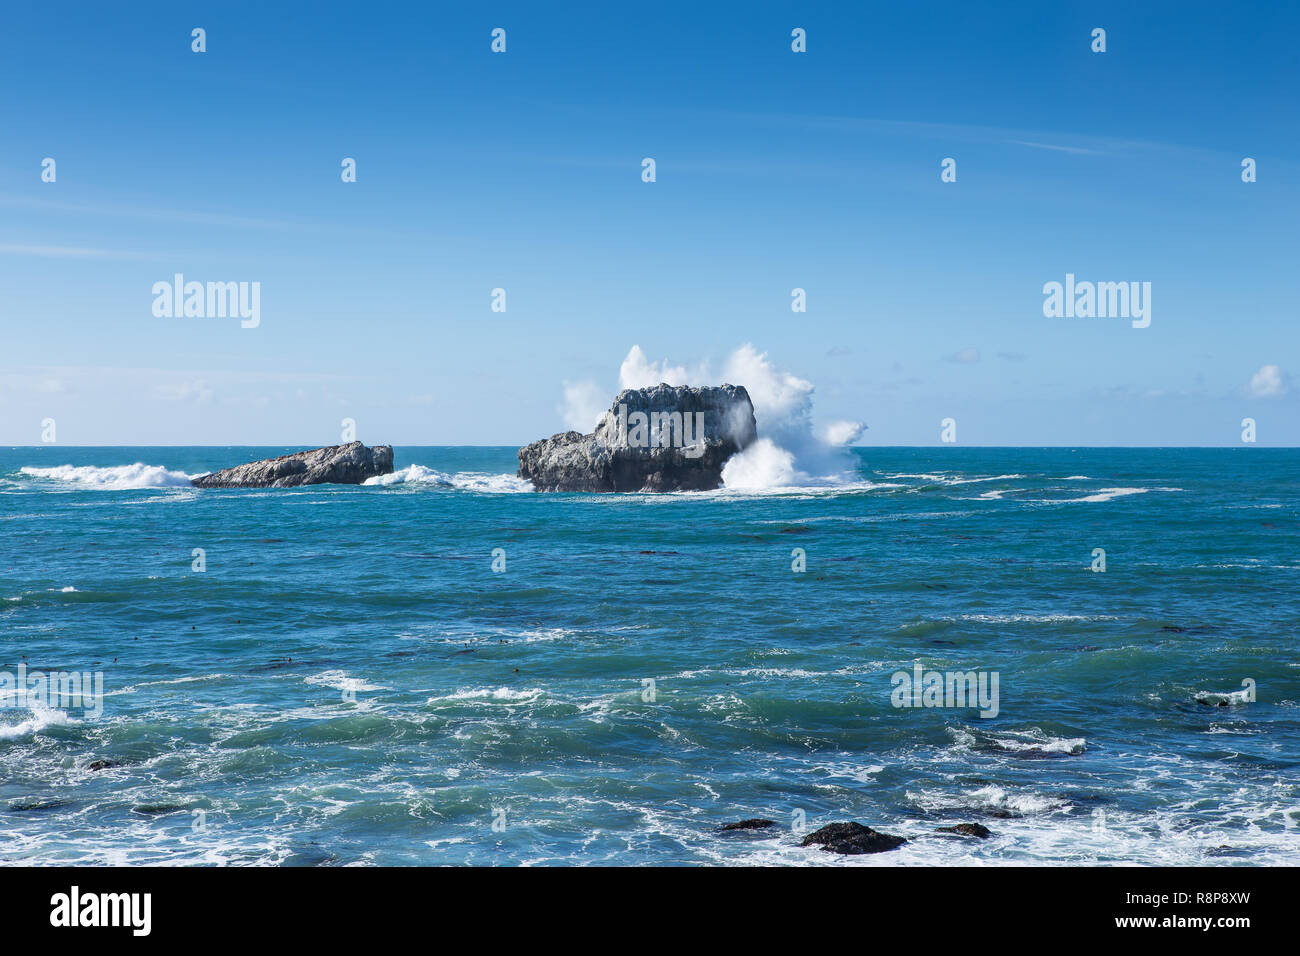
[1,446,1296,866]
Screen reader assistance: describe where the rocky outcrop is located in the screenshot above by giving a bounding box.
[518,384,757,492]
[718,819,778,832]
[936,823,992,839]
[800,822,907,855]
[191,442,394,488]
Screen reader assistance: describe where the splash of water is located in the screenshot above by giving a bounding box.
[562,344,865,489]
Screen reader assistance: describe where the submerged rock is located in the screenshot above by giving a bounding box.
[6,798,72,813]
[518,384,757,492]
[192,442,394,488]
[800,822,907,855]
[936,823,992,839]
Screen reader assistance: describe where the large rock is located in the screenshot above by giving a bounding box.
[800,822,907,855]
[191,442,394,488]
[518,384,757,492]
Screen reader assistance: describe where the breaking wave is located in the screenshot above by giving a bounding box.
[19,463,196,489]
[0,702,77,739]
[364,465,532,493]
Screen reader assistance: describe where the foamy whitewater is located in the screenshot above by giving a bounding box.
[363,465,533,493]
[20,463,196,489]
[2,444,1297,865]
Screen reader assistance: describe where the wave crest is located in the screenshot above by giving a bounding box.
[20,463,195,489]
[363,465,532,493]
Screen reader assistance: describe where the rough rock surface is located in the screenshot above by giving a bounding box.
[718,818,778,832]
[800,822,907,855]
[518,384,757,492]
[192,442,394,488]
[936,823,992,839]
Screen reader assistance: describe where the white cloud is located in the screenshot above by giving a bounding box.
[1248,364,1288,398]
[947,347,980,364]
[154,379,214,403]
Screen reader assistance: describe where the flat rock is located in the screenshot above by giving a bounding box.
[801,822,907,855]
[192,442,394,488]
[518,384,757,492]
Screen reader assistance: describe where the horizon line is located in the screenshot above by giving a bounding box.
[4,444,1295,450]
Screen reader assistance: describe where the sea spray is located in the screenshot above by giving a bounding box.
[564,343,866,490]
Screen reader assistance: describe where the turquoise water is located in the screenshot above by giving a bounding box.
[1,446,1297,865]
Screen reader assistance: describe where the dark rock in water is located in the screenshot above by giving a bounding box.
[718,818,778,832]
[87,759,121,771]
[192,441,394,488]
[800,822,907,855]
[937,823,992,839]
[7,798,72,813]
[1206,844,1248,858]
[518,384,757,492]
[132,803,189,816]
[1194,688,1249,707]
[284,843,340,867]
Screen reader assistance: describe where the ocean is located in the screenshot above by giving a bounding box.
[1,446,1296,865]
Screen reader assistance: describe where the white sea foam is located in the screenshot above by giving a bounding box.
[426,687,546,705]
[305,670,387,694]
[986,729,1087,755]
[883,472,1024,486]
[687,477,897,498]
[0,702,76,739]
[1042,486,1150,503]
[947,725,1087,756]
[1194,687,1254,706]
[950,613,1118,624]
[364,465,532,493]
[909,783,1066,816]
[20,463,196,489]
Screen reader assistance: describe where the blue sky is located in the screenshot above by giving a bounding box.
[1,0,1296,445]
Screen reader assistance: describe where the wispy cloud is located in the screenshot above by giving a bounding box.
[0,243,161,259]
[1012,140,1104,155]
[0,195,305,232]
